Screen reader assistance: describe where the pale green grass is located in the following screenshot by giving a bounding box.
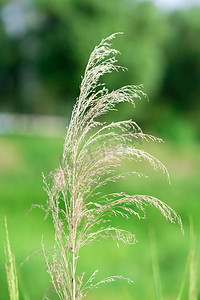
[4,216,19,300]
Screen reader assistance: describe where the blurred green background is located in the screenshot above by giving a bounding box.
[0,0,200,299]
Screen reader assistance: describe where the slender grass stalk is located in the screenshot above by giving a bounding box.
[17,267,31,300]
[149,227,163,300]
[177,253,190,300]
[37,33,183,299]
[4,216,19,300]
[188,217,198,300]
[176,217,198,300]
[150,219,199,300]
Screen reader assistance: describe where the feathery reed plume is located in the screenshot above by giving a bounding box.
[39,33,183,300]
[4,216,19,300]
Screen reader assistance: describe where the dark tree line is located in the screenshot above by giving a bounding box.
[0,0,199,137]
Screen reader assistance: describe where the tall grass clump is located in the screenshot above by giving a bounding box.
[4,216,19,300]
[38,33,183,300]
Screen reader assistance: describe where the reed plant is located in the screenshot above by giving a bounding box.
[37,33,183,300]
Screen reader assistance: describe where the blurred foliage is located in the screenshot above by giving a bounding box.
[0,135,200,299]
[0,0,200,138]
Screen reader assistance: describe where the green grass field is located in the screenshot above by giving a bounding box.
[0,134,199,299]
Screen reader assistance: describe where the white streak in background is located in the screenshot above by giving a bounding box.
[149,0,200,11]
[0,0,36,37]
[1,0,26,36]
[0,113,68,137]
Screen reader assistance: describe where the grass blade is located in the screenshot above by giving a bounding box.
[149,227,163,300]
[188,217,198,300]
[176,253,189,300]
[177,217,199,300]
[4,216,19,300]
